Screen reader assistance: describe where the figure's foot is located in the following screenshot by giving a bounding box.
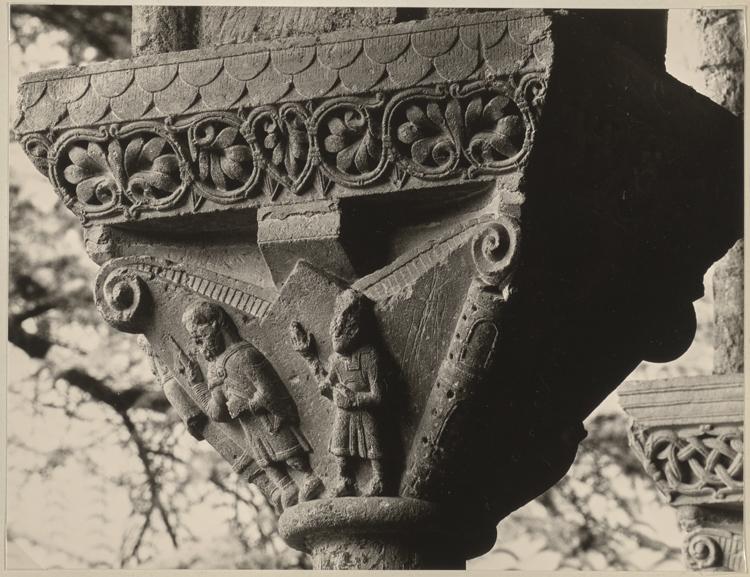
[363,477,386,497]
[281,483,299,510]
[332,476,356,498]
[299,474,324,502]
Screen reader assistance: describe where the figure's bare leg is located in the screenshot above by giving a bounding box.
[264,464,299,509]
[364,459,386,496]
[286,455,323,501]
[333,456,356,497]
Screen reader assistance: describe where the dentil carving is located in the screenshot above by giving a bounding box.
[290,289,389,497]
[182,301,323,509]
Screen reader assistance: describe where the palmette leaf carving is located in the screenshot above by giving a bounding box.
[63,141,122,206]
[315,96,387,185]
[387,83,533,179]
[465,94,525,165]
[397,100,462,174]
[51,124,188,219]
[123,136,181,203]
[326,111,379,174]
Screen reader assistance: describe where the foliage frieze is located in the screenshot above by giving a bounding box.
[23,77,542,224]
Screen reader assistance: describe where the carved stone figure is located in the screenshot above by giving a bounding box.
[137,335,208,440]
[139,333,287,513]
[291,289,387,497]
[182,301,323,509]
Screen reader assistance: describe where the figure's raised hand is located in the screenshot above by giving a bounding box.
[289,321,316,357]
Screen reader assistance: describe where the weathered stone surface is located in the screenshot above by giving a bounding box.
[258,201,357,286]
[15,10,548,139]
[199,7,398,48]
[278,497,495,569]
[714,240,744,374]
[619,374,744,429]
[694,9,745,376]
[15,8,744,570]
[181,300,324,509]
[619,10,743,573]
[693,9,744,117]
[132,7,199,56]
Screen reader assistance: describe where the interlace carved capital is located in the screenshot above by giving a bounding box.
[620,374,744,507]
[620,375,745,572]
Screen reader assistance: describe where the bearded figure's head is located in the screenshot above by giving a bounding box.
[183,301,239,361]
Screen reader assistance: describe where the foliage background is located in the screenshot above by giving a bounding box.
[6,7,723,571]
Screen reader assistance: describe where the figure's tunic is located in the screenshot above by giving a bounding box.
[208,341,312,467]
[325,344,385,460]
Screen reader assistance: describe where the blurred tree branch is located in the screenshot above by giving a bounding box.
[486,412,682,570]
[11,5,132,63]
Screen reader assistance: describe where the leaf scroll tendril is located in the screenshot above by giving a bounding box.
[21,134,52,175]
[472,218,520,287]
[63,141,121,206]
[123,136,181,204]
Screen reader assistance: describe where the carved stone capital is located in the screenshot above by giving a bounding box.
[17,9,743,569]
[620,374,745,572]
[620,374,744,507]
